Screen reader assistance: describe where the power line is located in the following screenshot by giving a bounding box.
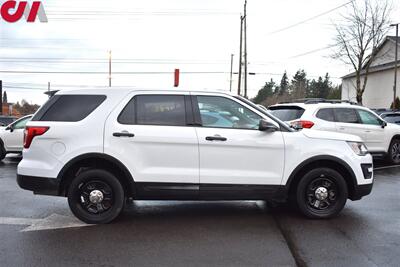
[268,0,354,35]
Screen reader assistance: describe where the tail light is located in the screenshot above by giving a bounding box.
[291,120,314,129]
[24,126,49,149]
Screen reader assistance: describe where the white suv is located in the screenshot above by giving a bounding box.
[0,115,33,160]
[269,100,400,164]
[17,90,373,224]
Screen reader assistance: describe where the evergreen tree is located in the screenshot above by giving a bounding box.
[2,91,7,103]
[291,70,308,99]
[278,71,289,95]
[253,79,276,104]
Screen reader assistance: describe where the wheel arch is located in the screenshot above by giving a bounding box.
[57,153,136,197]
[286,155,358,200]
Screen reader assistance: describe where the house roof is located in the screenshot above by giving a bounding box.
[342,35,400,79]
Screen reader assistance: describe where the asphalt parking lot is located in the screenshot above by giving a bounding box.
[0,156,399,267]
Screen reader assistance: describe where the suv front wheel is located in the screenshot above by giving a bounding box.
[388,139,400,165]
[296,168,348,219]
[67,169,125,224]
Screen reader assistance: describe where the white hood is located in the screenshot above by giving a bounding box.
[301,129,362,142]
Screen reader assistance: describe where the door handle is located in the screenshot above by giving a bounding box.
[205,136,227,141]
[113,132,135,138]
[339,127,345,130]
[365,130,371,133]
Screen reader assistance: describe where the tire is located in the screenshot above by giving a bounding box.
[0,140,6,161]
[387,139,400,165]
[67,169,125,224]
[296,167,348,219]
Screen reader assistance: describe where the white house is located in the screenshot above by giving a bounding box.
[341,36,400,109]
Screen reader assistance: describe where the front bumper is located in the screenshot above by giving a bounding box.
[350,183,373,200]
[17,174,60,196]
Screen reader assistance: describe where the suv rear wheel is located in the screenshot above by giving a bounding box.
[67,169,125,224]
[296,168,348,219]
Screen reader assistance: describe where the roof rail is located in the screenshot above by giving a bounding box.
[290,98,358,105]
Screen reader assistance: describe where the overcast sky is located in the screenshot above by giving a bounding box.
[1,0,399,105]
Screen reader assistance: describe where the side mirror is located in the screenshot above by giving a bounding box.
[259,119,278,132]
[6,126,13,132]
[381,120,387,128]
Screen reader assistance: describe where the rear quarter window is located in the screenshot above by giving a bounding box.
[268,106,305,121]
[316,108,335,122]
[32,95,106,122]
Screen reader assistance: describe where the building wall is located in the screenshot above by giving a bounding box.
[342,69,400,109]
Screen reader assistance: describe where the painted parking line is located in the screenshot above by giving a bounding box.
[0,214,92,232]
[374,165,400,171]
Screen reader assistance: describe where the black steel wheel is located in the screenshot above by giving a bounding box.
[296,168,348,219]
[388,139,400,164]
[68,169,125,224]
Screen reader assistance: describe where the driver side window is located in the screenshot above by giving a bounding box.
[196,96,261,130]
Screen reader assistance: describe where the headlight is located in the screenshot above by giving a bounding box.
[347,142,369,156]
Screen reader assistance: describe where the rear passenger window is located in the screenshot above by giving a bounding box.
[32,95,106,122]
[136,95,186,126]
[316,108,335,122]
[334,108,359,123]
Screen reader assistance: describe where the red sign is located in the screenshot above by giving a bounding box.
[1,1,48,23]
[174,69,180,87]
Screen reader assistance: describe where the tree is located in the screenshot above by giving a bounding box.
[2,91,7,103]
[253,79,276,104]
[291,70,308,99]
[331,0,391,104]
[391,97,400,110]
[277,71,289,96]
[308,73,332,98]
[13,99,40,116]
[327,84,342,99]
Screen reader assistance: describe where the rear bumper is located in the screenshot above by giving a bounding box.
[17,174,60,196]
[350,183,373,200]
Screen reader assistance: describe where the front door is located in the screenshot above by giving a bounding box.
[3,116,31,151]
[193,94,285,198]
[355,109,385,151]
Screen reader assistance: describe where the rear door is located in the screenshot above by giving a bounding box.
[355,109,385,151]
[104,92,199,198]
[193,93,285,198]
[334,108,366,141]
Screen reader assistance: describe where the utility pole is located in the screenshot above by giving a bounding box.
[237,15,244,96]
[238,15,244,95]
[391,23,399,110]
[0,80,2,115]
[229,54,234,92]
[109,50,112,87]
[243,0,248,98]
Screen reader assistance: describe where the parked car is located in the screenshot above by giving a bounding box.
[380,112,400,125]
[371,108,393,116]
[0,116,17,127]
[0,115,33,160]
[268,99,400,164]
[17,90,373,224]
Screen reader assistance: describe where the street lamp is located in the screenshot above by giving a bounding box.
[390,23,399,110]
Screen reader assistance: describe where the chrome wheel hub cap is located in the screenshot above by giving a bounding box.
[89,190,104,204]
[315,187,328,201]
